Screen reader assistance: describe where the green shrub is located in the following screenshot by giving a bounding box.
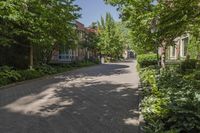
[92,58,100,64]
[194,71,200,80]
[141,95,170,120]
[137,54,157,68]
[105,57,111,63]
[78,61,88,67]
[0,66,21,86]
[0,66,13,71]
[140,68,159,95]
[166,93,200,132]
[70,61,80,67]
[0,61,97,87]
[140,68,200,132]
[143,121,180,133]
[183,71,200,81]
[35,64,57,75]
[180,59,198,72]
[197,61,200,70]
[18,69,42,80]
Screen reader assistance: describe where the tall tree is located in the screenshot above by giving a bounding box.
[105,0,156,55]
[105,0,200,67]
[98,13,125,59]
[0,0,80,66]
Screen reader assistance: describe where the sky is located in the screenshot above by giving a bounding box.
[74,0,120,27]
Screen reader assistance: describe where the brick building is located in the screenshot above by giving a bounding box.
[51,21,98,63]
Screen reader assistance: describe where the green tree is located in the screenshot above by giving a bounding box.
[87,32,99,52]
[188,36,200,59]
[155,0,200,67]
[105,0,156,55]
[0,0,80,66]
[98,13,125,59]
[105,0,200,67]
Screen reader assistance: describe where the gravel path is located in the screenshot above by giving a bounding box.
[0,60,140,133]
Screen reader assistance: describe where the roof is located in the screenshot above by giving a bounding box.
[75,21,97,34]
[86,28,97,34]
[75,21,85,31]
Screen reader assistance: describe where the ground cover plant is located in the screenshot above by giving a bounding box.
[138,54,200,133]
[0,60,98,87]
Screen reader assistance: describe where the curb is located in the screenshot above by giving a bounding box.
[138,82,145,133]
[0,64,98,90]
[0,75,52,90]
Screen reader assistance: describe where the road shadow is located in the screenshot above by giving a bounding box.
[56,63,131,79]
[0,83,139,133]
[0,63,131,105]
[111,59,136,63]
[0,62,139,133]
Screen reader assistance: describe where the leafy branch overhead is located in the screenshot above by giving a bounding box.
[105,0,200,54]
[0,0,81,46]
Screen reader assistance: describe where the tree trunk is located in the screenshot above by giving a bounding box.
[156,43,160,67]
[177,42,181,60]
[197,43,200,60]
[46,50,53,64]
[161,45,166,68]
[29,45,33,69]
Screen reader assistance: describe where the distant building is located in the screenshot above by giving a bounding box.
[51,21,98,63]
[158,34,189,60]
[167,34,189,60]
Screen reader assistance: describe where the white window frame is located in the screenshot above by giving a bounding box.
[59,49,73,62]
[170,45,177,59]
[180,36,189,58]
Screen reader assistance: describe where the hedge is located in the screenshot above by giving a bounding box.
[180,59,199,71]
[137,54,157,68]
[0,60,98,87]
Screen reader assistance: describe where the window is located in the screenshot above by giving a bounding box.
[172,45,176,57]
[183,37,188,56]
[181,37,189,57]
[170,45,176,59]
[59,45,69,60]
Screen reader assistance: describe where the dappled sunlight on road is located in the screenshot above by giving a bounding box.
[3,86,74,117]
[124,117,139,126]
[0,61,140,133]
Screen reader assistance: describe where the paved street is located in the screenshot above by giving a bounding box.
[0,60,140,133]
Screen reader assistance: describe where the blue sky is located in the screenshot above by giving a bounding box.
[74,0,120,27]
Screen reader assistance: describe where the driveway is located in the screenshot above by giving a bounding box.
[0,60,140,133]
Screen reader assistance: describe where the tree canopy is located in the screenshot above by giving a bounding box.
[105,0,200,47]
[105,0,156,54]
[97,13,126,59]
[105,0,200,66]
[0,0,80,47]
